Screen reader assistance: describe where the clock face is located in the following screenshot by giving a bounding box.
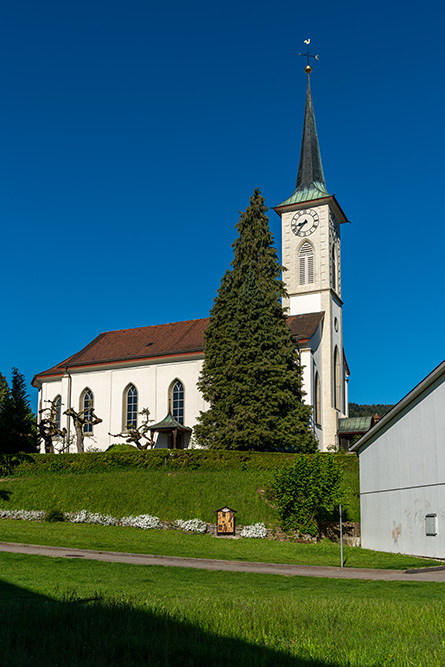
[291,209,319,237]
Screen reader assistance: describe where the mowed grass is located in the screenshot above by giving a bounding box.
[0,520,442,570]
[0,466,361,524]
[0,552,444,666]
[0,470,281,525]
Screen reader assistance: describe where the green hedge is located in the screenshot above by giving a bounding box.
[0,450,358,477]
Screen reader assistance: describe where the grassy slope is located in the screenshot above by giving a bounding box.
[0,520,442,570]
[0,467,360,525]
[1,552,444,666]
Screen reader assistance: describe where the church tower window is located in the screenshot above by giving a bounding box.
[299,242,314,285]
[331,246,336,290]
[124,384,138,429]
[81,388,94,433]
[314,372,321,426]
[170,380,184,425]
[333,348,341,410]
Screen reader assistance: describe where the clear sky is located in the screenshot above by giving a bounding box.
[1,0,444,411]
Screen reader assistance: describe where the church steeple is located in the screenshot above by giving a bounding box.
[279,70,330,207]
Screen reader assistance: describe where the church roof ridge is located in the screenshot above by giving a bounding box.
[32,312,325,385]
[97,316,209,336]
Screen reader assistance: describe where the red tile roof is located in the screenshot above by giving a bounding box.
[33,312,324,384]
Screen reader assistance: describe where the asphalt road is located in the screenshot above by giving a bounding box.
[1,541,445,581]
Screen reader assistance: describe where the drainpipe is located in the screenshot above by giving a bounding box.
[64,366,72,453]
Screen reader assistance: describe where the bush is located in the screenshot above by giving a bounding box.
[105,444,137,452]
[0,449,358,476]
[272,454,344,537]
[45,508,65,523]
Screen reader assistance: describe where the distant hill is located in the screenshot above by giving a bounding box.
[348,403,394,418]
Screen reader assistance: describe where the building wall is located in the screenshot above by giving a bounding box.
[358,373,445,558]
[38,356,206,452]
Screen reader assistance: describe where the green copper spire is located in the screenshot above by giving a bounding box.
[279,70,330,207]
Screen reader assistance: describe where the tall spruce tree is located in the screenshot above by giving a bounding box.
[194,189,317,452]
[0,368,37,453]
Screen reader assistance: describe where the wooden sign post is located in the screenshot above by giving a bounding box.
[216,506,236,536]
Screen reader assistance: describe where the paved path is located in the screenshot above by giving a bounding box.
[1,541,445,581]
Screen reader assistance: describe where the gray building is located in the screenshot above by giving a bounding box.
[351,361,445,559]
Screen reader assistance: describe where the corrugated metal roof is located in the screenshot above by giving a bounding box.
[338,417,373,434]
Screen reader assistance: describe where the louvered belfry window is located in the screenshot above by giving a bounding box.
[299,242,314,285]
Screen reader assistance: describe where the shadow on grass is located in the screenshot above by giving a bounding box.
[0,579,340,667]
[0,489,11,500]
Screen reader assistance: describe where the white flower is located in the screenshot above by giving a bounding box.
[175,518,207,533]
[0,509,45,521]
[120,514,162,530]
[240,522,268,539]
[65,510,118,526]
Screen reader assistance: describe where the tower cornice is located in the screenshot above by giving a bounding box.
[273,194,349,224]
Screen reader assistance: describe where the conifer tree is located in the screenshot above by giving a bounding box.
[0,368,37,453]
[194,189,317,452]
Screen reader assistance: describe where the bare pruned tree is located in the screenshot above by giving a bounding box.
[38,398,67,454]
[109,407,155,450]
[64,403,102,453]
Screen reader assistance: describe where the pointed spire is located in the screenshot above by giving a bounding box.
[278,69,330,207]
[295,75,328,195]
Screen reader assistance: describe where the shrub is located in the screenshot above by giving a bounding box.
[105,444,137,452]
[0,449,358,476]
[272,453,344,536]
[45,508,65,523]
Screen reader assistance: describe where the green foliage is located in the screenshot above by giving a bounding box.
[105,443,137,452]
[44,508,65,523]
[0,368,37,453]
[349,402,394,417]
[195,189,316,453]
[0,454,360,524]
[272,454,344,536]
[0,449,356,476]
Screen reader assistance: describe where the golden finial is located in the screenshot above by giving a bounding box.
[299,39,319,73]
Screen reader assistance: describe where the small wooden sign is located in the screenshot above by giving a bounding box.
[216,506,236,536]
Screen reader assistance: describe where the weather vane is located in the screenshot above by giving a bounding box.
[298,39,319,74]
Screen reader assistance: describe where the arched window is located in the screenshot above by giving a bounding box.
[299,242,314,285]
[314,372,321,426]
[81,388,94,433]
[124,384,138,429]
[54,395,62,430]
[331,245,336,290]
[170,380,184,425]
[333,348,341,411]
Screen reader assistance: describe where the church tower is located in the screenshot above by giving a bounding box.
[274,59,349,451]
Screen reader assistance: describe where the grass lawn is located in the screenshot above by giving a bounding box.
[0,467,360,524]
[0,519,442,570]
[0,551,444,666]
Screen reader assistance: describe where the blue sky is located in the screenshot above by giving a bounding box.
[1,0,444,410]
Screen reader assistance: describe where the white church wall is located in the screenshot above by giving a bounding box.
[358,371,445,558]
[289,293,322,316]
[38,356,206,452]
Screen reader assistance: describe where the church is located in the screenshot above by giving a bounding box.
[32,63,349,453]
